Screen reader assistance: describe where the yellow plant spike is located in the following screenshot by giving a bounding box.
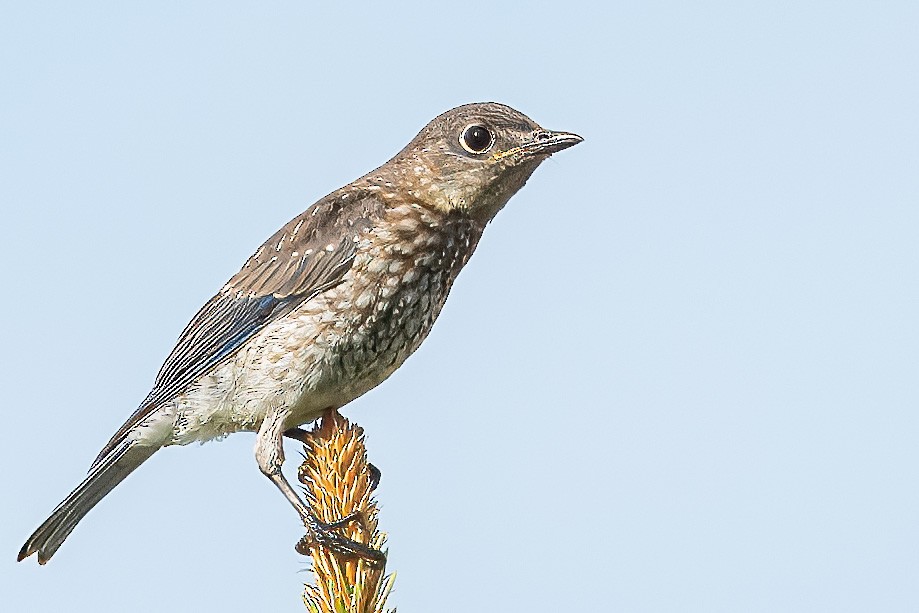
[298,410,396,613]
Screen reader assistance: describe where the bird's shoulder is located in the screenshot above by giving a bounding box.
[224,188,386,298]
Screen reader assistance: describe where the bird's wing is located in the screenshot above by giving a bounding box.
[93,193,381,466]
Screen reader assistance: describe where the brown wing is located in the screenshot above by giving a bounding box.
[93,192,382,466]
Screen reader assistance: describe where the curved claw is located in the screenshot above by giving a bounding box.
[367,463,382,491]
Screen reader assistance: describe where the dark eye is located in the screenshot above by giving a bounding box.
[460,124,494,154]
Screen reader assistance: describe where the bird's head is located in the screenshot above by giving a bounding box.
[388,102,582,223]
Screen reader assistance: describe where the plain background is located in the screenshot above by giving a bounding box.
[2,3,917,612]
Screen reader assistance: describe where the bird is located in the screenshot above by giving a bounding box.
[18,102,582,565]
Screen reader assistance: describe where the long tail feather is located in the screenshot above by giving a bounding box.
[18,440,158,564]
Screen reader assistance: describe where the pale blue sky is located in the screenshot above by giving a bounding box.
[2,3,917,612]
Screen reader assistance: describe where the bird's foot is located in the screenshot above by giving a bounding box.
[295,511,386,567]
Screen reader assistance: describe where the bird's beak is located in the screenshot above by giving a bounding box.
[493,129,583,160]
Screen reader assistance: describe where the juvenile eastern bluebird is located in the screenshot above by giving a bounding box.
[19,102,581,565]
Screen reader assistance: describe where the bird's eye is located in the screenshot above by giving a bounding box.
[460,124,494,154]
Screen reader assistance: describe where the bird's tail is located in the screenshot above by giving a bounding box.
[18,440,158,564]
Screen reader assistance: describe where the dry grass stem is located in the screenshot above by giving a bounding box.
[297,410,395,613]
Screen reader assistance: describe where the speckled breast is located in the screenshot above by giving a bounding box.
[292,202,484,410]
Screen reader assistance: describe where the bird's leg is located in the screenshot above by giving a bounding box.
[284,426,382,490]
[256,412,311,519]
[257,409,385,565]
